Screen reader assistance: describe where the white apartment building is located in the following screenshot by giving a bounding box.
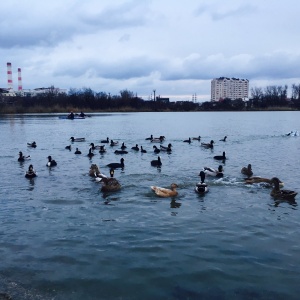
[211,77,249,101]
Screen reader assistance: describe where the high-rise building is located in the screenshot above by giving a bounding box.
[211,77,249,101]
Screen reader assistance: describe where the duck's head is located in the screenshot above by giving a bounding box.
[210,140,214,145]
[19,151,23,156]
[47,155,52,160]
[110,168,114,177]
[171,183,178,189]
[218,165,223,172]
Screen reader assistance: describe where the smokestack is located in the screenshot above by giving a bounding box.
[18,68,22,91]
[7,62,13,90]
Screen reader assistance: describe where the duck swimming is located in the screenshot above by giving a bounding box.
[74,148,82,154]
[70,137,85,142]
[241,164,253,177]
[201,140,214,148]
[110,140,118,146]
[89,164,102,177]
[183,138,191,143]
[220,136,227,142]
[214,151,226,161]
[151,156,162,167]
[101,137,110,143]
[145,134,153,140]
[270,177,297,200]
[195,171,208,194]
[204,165,224,178]
[114,150,128,155]
[25,164,37,178]
[153,145,160,153]
[65,145,71,151]
[151,183,178,198]
[107,158,125,169]
[141,146,147,153]
[90,143,101,150]
[98,169,121,192]
[244,176,284,187]
[121,142,127,150]
[151,136,165,143]
[47,156,57,167]
[87,148,94,158]
[160,143,172,152]
[27,141,37,148]
[131,144,139,151]
[99,145,106,154]
[18,151,30,162]
[192,136,201,141]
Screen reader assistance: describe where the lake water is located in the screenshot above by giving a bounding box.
[0,111,300,300]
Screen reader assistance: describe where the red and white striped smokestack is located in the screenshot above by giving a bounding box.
[18,68,23,91]
[7,62,13,90]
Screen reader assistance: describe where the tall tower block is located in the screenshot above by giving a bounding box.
[7,62,13,90]
[18,68,22,91]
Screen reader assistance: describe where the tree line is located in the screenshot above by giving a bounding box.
[1,83,300,113]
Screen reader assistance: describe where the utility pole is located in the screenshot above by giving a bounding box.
[153,89,156,101]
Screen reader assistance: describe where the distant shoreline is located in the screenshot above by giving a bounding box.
[0,105,298,114]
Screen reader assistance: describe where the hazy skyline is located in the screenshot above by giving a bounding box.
[1,0,300,102]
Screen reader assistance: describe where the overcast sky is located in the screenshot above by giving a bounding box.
[1,0,300,101]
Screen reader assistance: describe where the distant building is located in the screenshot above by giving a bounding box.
[156,96,170,103]
[211,77,249,101]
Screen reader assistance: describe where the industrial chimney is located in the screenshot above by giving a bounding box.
[18,68,22,91]
[7,62,13,90]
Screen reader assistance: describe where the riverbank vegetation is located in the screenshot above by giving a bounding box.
[1,84,300,114]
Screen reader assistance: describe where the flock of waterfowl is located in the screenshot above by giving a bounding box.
[18,133,298,202]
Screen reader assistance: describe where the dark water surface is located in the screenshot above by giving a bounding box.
[0,112,300,299]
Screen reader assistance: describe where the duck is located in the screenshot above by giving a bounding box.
[195,171,208,194]
[214,151,226,161]
[87,148,94,158]
[151,183,178,198]
[192,136,201,141]
[99,145,106,154]
[160,143,172,152]
[98,169,121,192]
[107,158,125,169]
[220,136,227,142]
[201,140,214,148]
[101,137,109,143]
[270,177,297,200]
[25,164,37,178]
[151,136,165,143]
[70,137,85,142]
[131,144,139,151]
[18,151,30,162]
[74,148,82,154]
[47,156,57,167]
[203,165,224,178]
[114,150,128,155]
[183,138,191,144]
[65,145,71,151]
[241,164,253,177]
[244,176,284,187]
[141,146,147,153]
[110,140,119,146]
[89,164,102,177]
[153,145,160,153]
[151,156,162,167]
[121,142,127,150]
[145,134,153,140]
[90,143,101,150]
[27,141,37,148]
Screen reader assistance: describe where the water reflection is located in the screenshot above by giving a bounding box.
[170,199,181,208]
